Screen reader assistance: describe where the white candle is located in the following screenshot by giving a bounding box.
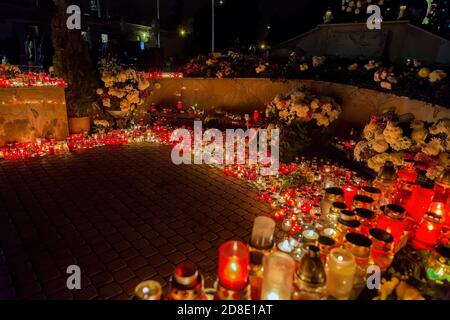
[261,252,295,300]
[326,248,356,299]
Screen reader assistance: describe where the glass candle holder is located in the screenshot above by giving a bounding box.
[134,280,162,300]
[251,216,276,249]
[328,201,347,227]
[344,233,372,270]
[342,185,358,210]
[325,248,356,300]
[368,228,394,272]
[353,195,375,211]
[406,184,434,222]
[354,208,376,236]
[376,204,407,250]
[430,169,450,229]
[168,262,207,300]
[320,187,344,216]
[294,245,327,300]
[318,235,336,264]
[361,186,382,205]
[218,241,250,291]
[411,212,443,250]
[260,252,296,300]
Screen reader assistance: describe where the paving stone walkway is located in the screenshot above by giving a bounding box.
[0,143,272,300]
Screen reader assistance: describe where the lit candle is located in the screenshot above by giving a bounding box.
[250,216,276,249]
[325,248,356,300]
[376,204,407,250]
[218,241,250,291]
[411,212,443,250]
[260,252,295,300]
[343,185,358,210]
[405,184,434,222]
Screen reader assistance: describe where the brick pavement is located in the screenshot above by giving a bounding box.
[0,143,273,300]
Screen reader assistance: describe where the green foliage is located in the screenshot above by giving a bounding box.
[51,0,98,117]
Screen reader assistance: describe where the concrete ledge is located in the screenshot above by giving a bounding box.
[0,87,69,146]
[145,78,450,127]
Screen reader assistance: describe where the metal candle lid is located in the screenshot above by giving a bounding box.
[369,228,394,244]
[345,232,372,248]
[384,204,406,221]
[377,161,397,183]
[324,187,344,202]
[362,186,382,194]
[354,208,376,220]
[340,209,355,221]
[134,280,162,300]
[296,245,326,288]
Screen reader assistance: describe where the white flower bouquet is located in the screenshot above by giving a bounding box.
[265,87,341,160]
[354,109,450,180]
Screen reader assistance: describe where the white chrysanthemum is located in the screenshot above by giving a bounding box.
[367,153,390,172]
[411,127,428,144]
[422,138,444,156]
[370,138,389,153]
[312,113,330,127]
[389,137,412,151]
[290,104,309,118]
[383,122,403,146]
[363,122,380,141]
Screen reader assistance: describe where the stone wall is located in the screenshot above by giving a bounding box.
[144,78,450,129]
[0,87,68,147]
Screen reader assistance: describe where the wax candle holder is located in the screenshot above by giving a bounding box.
[320,187,344,216]
[325,248,356,300]
[318,235,336,264]
[406,184,434,222]
[328,201,348,225]
[249,217,276,300]
[342,185,358,210]
[216,241,251,300]
[429,169,450,229]
[368,228,394,272]
[260,252,295,300]
[354,208,376,236]
[344,233,372,290]
[336,210,360,245]
[377,204,407,250]
[411,211,443,250]
[361,186,382,204]
[168,262,207,300]
[353,195,375,211]
[134,280,162,300]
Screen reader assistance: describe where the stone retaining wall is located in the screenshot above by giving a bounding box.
[0,87,69,147]
[144,78,450,129]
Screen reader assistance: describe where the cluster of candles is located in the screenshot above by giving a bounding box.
[0,72,67,88]
[144,72,183,79]
[0,125,173,160]
[135,161,449,300]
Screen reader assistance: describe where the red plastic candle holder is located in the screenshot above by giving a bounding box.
[218,241,250,291]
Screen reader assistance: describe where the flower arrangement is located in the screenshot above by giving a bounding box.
[264,88,341,160]
[96,59,152,114]
[374,67,397,90]
[354,109,450,180]
[265,88,341,128]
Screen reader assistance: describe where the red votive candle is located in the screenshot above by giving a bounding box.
[218,241,250,291]
[411,212,443,250]
[376,204,407,250]
[406,184,434,223]
[343,185,358,210]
